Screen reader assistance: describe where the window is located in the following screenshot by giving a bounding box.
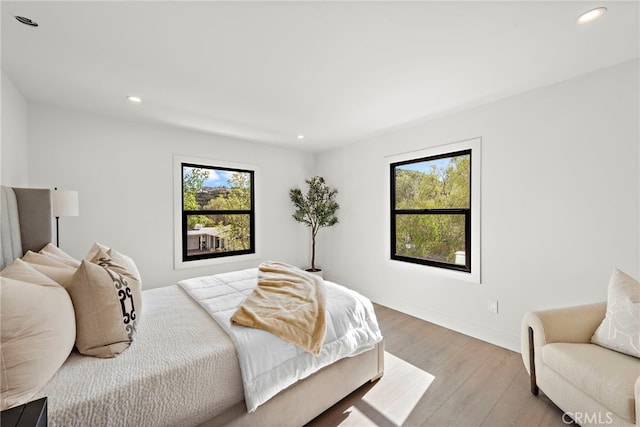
[389,138,480,280]
[181,162,255,262]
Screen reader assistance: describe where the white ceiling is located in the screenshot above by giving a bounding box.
[2,1,639,152]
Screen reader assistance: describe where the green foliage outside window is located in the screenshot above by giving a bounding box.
[183,167,212,229]
[204,172,252,251]
[393,152,470,267]
[182,165,253,257]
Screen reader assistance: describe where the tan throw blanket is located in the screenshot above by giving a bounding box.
[230,261,327,355]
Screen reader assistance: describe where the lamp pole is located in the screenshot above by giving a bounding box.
[55,187,60,247]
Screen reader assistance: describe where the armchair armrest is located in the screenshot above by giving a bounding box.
[523,302,607,349]
[520,302,606,395]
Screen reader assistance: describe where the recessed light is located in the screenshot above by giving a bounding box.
[297,135,305,140]
[15,16,38,27]
[576,7,607,24]
[127,96,142,103]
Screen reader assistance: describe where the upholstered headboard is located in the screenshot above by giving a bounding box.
[1,186,53,269]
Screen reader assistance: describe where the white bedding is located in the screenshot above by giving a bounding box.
[34,286,244,427]
[178,268,383,413]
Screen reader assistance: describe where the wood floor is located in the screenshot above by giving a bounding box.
[307,304,573,427]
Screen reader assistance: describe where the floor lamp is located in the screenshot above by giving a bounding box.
[52,188,79,248]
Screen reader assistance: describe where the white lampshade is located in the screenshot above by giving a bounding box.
[52,190,79,217]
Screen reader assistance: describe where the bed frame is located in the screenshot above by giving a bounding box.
[1,185,384,426]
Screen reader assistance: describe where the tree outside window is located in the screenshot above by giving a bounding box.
[182,163,254,261]
[391,150,471,272]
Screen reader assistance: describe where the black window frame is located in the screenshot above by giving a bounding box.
[181,162,255,262]
[390,149,472,273]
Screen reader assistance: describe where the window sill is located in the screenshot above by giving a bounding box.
[174,252,259,270]
[388,257,481,284]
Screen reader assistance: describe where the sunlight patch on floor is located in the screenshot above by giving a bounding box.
[341,351,435,426]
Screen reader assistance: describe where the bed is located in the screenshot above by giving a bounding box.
[0,186,384,426]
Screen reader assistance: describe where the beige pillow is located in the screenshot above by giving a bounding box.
[2,258,63,285]
[40,243,80,263]
[109,248,142,286]
[591,269,640,358]
[84,242,110,261]
[39,243,81,268]
[22,250,71,268]
[67,249,142,357]
[85,243,142,286]
[22,251,77,285]
[25,262,76,286]
[39,251,80,268]
[0,265,75,410]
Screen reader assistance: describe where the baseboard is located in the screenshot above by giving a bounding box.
[357,289,521,353]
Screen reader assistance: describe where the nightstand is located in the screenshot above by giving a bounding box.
[1,397,47,427]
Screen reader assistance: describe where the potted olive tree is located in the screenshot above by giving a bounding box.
[289,176,339,277]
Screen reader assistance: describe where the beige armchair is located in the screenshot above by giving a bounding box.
[522,302,640,426]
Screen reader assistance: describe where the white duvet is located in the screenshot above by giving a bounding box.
[178,268,382,413]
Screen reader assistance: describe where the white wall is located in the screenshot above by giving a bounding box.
[1,71,29,186]
[27,105,314,287]
[315,59,640,351]
[18,60,640,351]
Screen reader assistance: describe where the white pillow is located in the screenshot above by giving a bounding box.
[591,269,640,358]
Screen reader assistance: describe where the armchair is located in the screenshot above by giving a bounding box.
[522,302,640,426]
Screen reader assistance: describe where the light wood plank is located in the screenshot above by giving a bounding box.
[401,337,498,426]
[307,303,571,427]
[481,364,572,427]
[422,349,521,426]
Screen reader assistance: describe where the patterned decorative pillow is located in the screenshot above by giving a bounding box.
[591,269,640,358]
[109,248,142,286]
[0,261,75,410]
[85,242,142,287]
[66,248,142,358]
[84,242,110,261]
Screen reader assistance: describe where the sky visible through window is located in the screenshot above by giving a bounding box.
[397,157,451,174]
[184,167,234,188]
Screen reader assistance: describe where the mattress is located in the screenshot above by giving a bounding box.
[34,285,244,427]
[179,268,383,412]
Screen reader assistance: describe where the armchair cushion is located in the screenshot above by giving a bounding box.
[543,342,638,422]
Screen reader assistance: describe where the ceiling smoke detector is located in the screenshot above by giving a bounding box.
[15,16,39,27]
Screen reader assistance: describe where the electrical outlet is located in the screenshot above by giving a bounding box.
[488,300,498,314]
